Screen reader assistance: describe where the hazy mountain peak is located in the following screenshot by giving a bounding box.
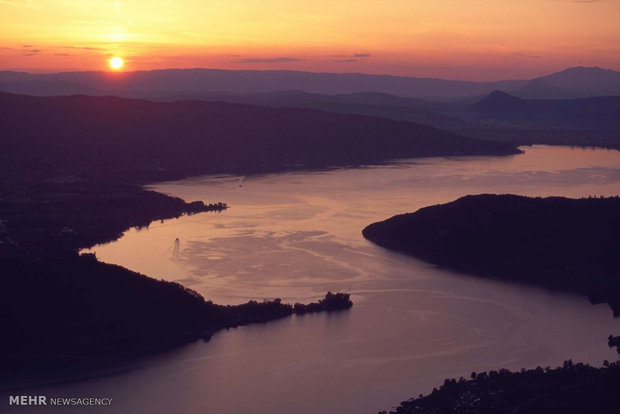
[549,66,612,74]
[474,89,620,129]
[517,66,620,99]
[486,90,520,99]
[475,90,521,110]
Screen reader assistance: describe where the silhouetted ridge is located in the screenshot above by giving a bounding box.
[0,68,528,99]
[476,89,521,105]
[0,255,353,368]
[363,194,620,315]
[473,91,620,129]
[0,92,518,181]
[381,360,620,414]
[516,66,620,99]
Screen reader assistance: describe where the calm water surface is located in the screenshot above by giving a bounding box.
[5,146,620,414]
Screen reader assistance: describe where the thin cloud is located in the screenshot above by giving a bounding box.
[333,53,371,62]
[22,48,41,56]
[56,45,105,51]
[513,52,542,58]
[330,53,371,59]
[236,57,303,63]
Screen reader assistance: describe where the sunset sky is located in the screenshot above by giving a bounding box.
[1,0,619,80]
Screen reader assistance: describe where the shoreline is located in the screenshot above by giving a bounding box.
[0,130,514,373]
[3,155,619,412]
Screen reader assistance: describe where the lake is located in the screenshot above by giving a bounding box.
[5,145,620,414]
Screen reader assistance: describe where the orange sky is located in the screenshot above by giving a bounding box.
[1,0,619,80]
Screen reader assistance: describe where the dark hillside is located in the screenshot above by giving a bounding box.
[474,91,620,129]
[0,92,518,181]
[0,255,351,369]
[363,195,620,314]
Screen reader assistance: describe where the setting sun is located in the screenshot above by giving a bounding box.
[109,57,124,70]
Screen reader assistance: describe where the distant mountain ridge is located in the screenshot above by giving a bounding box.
[474,90,620,129]
[151,89,470,130]
[2,66,618,101]
[0,68,528,100]
[516,66,620,99]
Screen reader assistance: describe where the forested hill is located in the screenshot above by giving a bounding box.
[474,91,620,129]
[363,194,620,315]
[0,92,518,181]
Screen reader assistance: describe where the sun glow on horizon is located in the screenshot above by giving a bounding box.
[108,57,124,70]
[0,0,618,80]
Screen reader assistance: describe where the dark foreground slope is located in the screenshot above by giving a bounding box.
[0,254,351,369]
[363,195,620,314]
[382,361,620,414]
